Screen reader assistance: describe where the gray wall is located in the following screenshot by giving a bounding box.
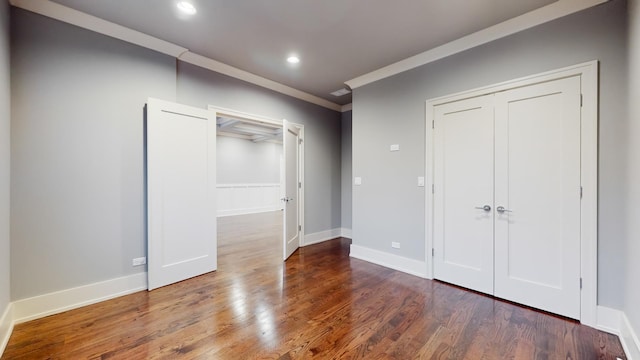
[0,0,10,316]
[176,62,342,234]
[217,136,282,184]
[10,8,342,300]
[624,0,640,340]
[352,0,628,309]
[10,9,177,300]
[341,111,352,230]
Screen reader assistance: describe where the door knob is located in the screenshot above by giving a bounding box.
[496,206,513,213]
[474,205,491,211]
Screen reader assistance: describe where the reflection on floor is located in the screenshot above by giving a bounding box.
[2,211,627,359]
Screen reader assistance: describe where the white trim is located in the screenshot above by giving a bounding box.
[340,228,352,239]
[9,0,187,57]
[9,1,342,112]
[350,244,428,279]
[621,313,640,360]
[12,273,147,324]
[596,305,623,335]
[341,103,352,112]
[596,306,640,360]
[217,206,282,217]
[345,0,608,90]
[181,53,341,112]
[303,228,342,246]
[425,61,599,325]
[0,303,13,357]
[216,183,283,217]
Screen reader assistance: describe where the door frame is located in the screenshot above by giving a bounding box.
[207,105,305,248]
[425,61,598,326]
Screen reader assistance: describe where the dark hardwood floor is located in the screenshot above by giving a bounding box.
[3,211,626,359]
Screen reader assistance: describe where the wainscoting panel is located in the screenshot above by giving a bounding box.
[217,183,283,217]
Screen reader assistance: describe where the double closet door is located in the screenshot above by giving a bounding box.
[433,76,582,319]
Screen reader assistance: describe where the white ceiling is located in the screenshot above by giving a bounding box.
[48,0,558,106]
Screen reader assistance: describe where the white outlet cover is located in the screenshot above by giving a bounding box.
[354,177,362,185]
[391,242,400,249]
[390,144,400,151]
[418,177,425,187]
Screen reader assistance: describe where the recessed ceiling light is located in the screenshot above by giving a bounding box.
[287,56,300,64]
[330,88,351,97]
[177,2,197,15]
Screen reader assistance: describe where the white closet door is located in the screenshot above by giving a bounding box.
[147,98,217,291]
[283,120,300,260]
[494,76,581,319]
[433,94,495,295]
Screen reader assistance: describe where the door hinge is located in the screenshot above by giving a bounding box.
[299,181,302,189]
[299,138,303,144]
[432,120,435,129]
[432,184,435,194]
[580,277,583,289]
[432,248,435,256]
[580,94,583,107]
[299,225,302,231]
[580,186,583,199]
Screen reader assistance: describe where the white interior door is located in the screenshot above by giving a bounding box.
[494,76,582,319]
[147,98,217,291]
[283,120,300,260]
[433,94,495,295]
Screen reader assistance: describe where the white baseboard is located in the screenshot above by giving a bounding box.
[621,312,640,360]
[340,228,352,239]
[12,272,147,324]
[597,305,622,335]
[303,228,342,246]
[217,206,282,217]
[596,306,640,360]
[0,303,13,357]
[349,244,428,279]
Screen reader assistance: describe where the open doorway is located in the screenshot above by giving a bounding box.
[209,106,304,267]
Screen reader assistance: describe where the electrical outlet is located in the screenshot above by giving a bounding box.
[391,242,400,249]
[132,257,146,266]
[390,144,400,151]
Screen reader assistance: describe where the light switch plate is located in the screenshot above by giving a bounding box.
[354,177,362,185]
[390,144,400,151]
[418,177,425,187]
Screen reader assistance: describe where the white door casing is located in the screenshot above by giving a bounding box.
[146,98,217,291]
[433,94,495,295]
[283,120,301,260]
[493,76,581,319]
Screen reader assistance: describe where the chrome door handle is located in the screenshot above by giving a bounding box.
[474,205,491,211]
[496,206,512,213]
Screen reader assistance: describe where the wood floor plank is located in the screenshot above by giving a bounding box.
[2,211,627,359]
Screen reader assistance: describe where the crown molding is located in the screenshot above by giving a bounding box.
[10,0,342,112]
[179,52,341,111]
[10,0,187,57]
[345,0,609,90]
[341,103,352,112]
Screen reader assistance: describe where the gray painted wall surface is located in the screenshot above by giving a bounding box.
[176,62,342,234]
[625,0,640,340]
[352,0,628,309]
[0,0,10,315]
[217,136,282,184]
[10,9,177,300]
[10,8,342,300]
[341,111,352,230]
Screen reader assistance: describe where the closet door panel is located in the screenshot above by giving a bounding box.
[494,76,581,319]
[433,95,494,295]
